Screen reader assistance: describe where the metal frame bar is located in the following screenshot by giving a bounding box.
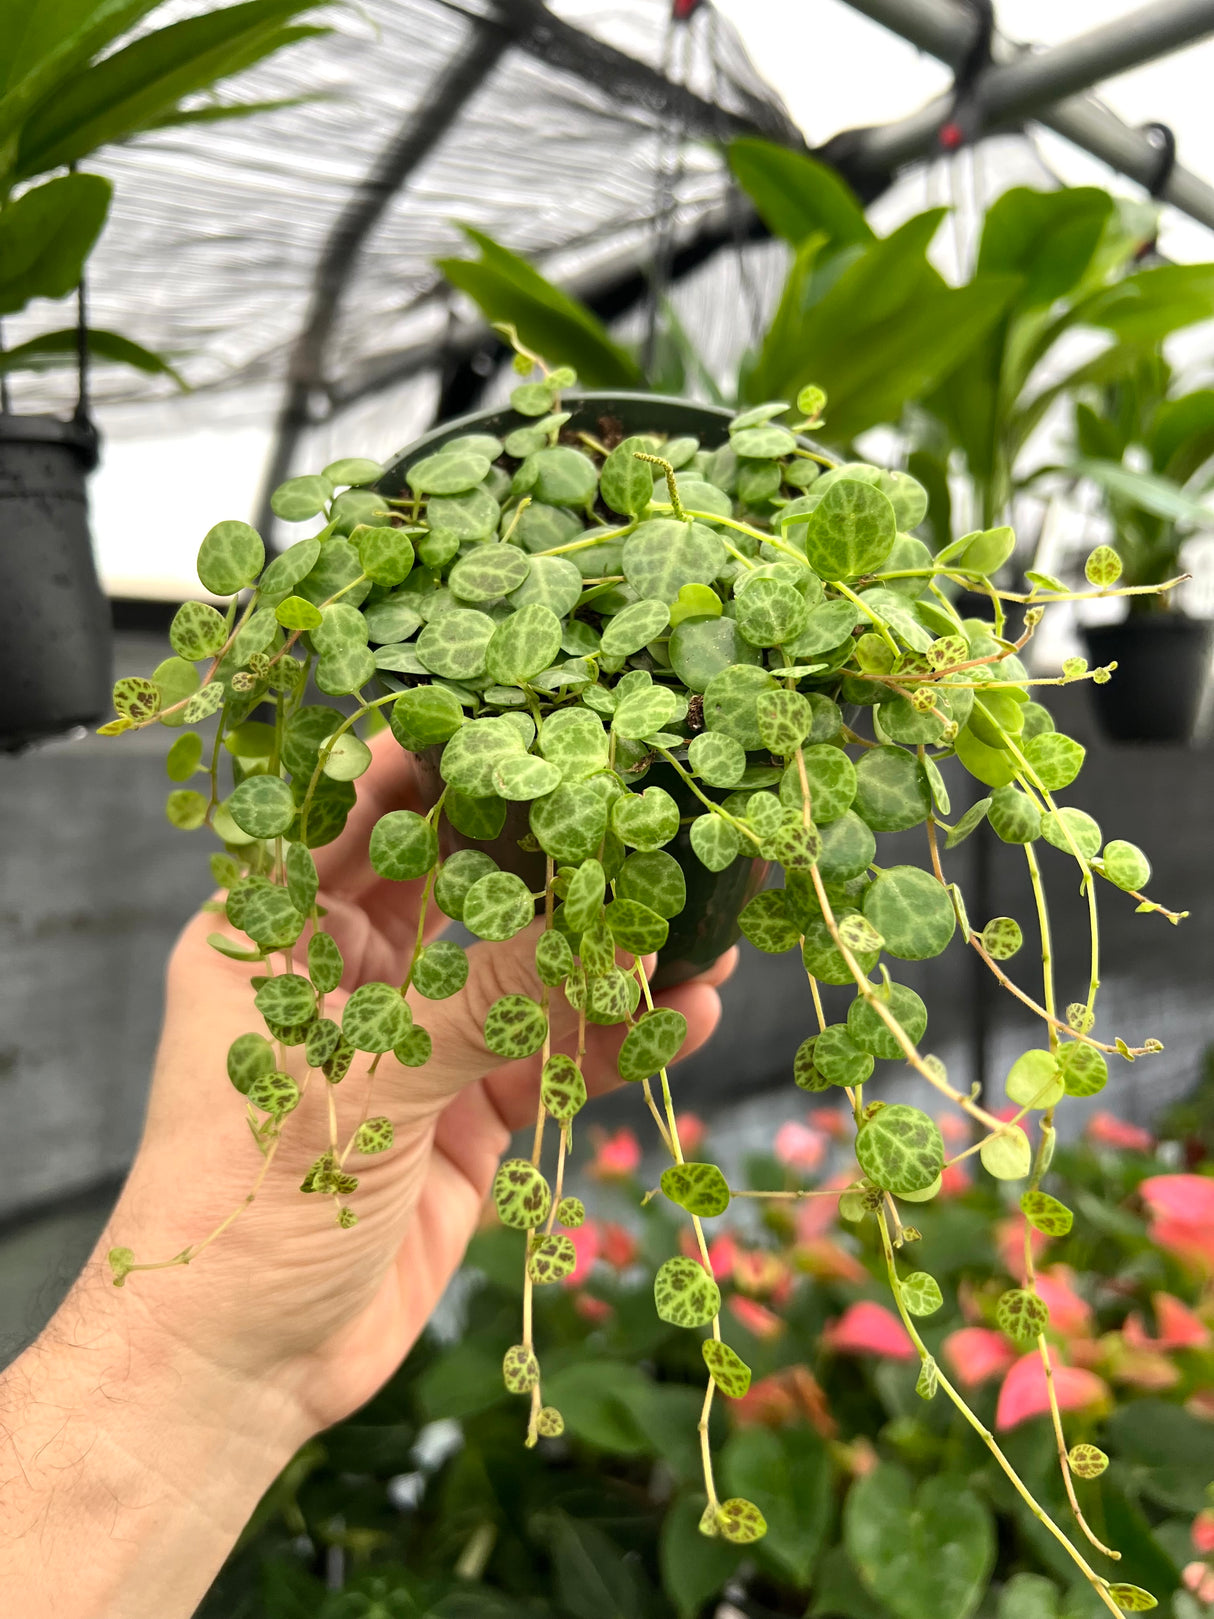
[842,0,1214,229]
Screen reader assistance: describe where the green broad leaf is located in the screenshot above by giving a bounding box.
[226,1030,276,1095]
[1057,1042,1108,1098]
[599,598,671,659]
[980,1125,1032,1181]
[541,1052,586,1121]
[853,745,930,833]
[856,1104,943,1196]
[483,993,547,1059]
[789,479,897,579]
[507,553,582,616]
[1102,839,1151,892]
[0,324,184,382]
[815,808,876,883]
[342,981,409,1054]
[813,1022,874,1086]
[703,663,778,750]
[654,1256,720,1328]
[861,865,954,961]
[734,577,809,648]
[721,1425,832,1585]
[196,519,264,596]
[617,1007,687,1082]
[686,731,745,788]
[600,438,657,516]
[411,940,468,1001]
[622,519,725,604]
[319,729,371,782]
[433,849,497,921]
[491,752,560,801]
[531,781,609,864]
[738,889,800,954]
[612,684,679,740]
[462,871,534,941]
[270,473,331,522]
[612,786,679,852]
[368,809,437,881]
[945,796,991,849]
[0,172,111,315]
[253,971,314,1026]
[390,685,464,752]
[539,707,609,780]
[1019,1189,1074,1237]
[407,448,490,496]
[438,227,642,386]
[307,931,343,994]
[701,1339,752,1398]
[1042,806,1107,867]
[988,785,1041,845]
[440,716,525,798]
[668,616,763,691]
[526,445,597,507]
[1071,456,1214,526]
[168,600,227,662]
[779,743,857,825]
[492,1158,551,1230]
[902,1271,943,1316]
[227,772,293,838]
[484,602,562,686]
[660,1491,742,1619]
[661,1161,730,1218]
[604,897,668,956]
[729,137,872,250]
[1005,1049,1063,1109]
[845,1464,995,1619]
[689,812,742,872]
[615,850,685,920]
[164,730,202,782]
[445,789,507,841]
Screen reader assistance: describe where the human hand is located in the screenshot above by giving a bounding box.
[106,728,734,1438]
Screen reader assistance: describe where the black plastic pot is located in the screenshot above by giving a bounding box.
[381,392,766,988]
[1081,615,1213,746]
[0,413,110,751]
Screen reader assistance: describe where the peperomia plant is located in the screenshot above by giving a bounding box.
[101,340,1186,1616]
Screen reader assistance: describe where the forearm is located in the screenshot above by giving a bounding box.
[0,1254,309,1619]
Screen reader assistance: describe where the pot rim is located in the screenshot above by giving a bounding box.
[0,411,100,471]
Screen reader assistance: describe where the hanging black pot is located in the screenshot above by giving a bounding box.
[379,392,768,988]
[1081,614,1213,746]
[0,413,110,751]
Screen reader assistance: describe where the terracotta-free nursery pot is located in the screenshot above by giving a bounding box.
[381,393,769,989]
[0,413,110,751]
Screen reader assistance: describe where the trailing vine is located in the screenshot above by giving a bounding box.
[101,347,1183,1614]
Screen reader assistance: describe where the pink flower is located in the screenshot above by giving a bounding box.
[794,1237,868,1283]
[1183,1563,1214,1605]
[808,1107,850,1140]
[821,1301,915,1360]
[938,1162,972,1198]
[599,1221,637,1269]
[1192,1510,1214,1556]
[706,1233,739,1281]
[939,1113,971,1147]
[1087,1112,1154,1153]
[774,1121,827,1173]
[729,1294,784,1340]
[1113,1349,1180,1392]
[573,1291,613,1323]
[591,1127,641,1179]
[1140,1175,1214,1272]
[733,1247,789,1299]
[561,1222,600,1285]
[1035,1267,1093,1338]
[1123,1292,1211,1353]
[731,1365,836,1437]
[995,1354,1108,1430]
[944,1327,1018,1388]
[676,1113,707,1156]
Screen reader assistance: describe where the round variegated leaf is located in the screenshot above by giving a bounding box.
[612,786,679,851]
[622,518,725,603]
[1102,839,1151,892]
[703,663,778,750]
[980,1125,1032,1181]
[416,608,496,680]
[981,917,1023,959]
[228,773,294,838]
[197,519,264,595]
[702,1338,752,1398]
[528,1233,577,1284]
[503,1343,540,1393]
[307,931,344,994]
[557,1196,585,1228]
[493,1158,551,1229]
[791,478,896,579]
[1020,1189,1074,1237]
[390,686,465,751]
[735,578,809,647]
[563,857,606,933]
[1024,731,1085,791]
[226,1032,276,1096]
[412,940,469,1000]
[463,871,534,941]
[813,1023,874,1087]
[714,1497,767,1545]
[304,1017,342,1068]
[1041,807,1102,860]
[441,717,525,798]
[756,688,813,753]
[539,707,609,779]
[902,1271,943,1316]
[541,1053,586,1120]
[343,982,409,1053]
[435,849,498,920]
[855,1104,943,1196]
[600,598,671,659]
[354,1116,394,1154]
[604,897,668,955]
[846,983,927,1059]
[369,809,438,881]
[660,1161,730,1217]
[408,448,491,495]
[247,1070,300,1116]
[612,684,679,740]
[687,731,745,788]
[996,1287,1049,1342]
[615,850,686,919]
[531,781,610,864]
[654,1255,720,1328]
[739,889,800,954]
[1058,1043,1108,1098]
[618,1007,688,1082]
[394,1026,432,1067]
[853,746,930,832]
[170,600,227,661]
[485,602,562,686]
[861,866,955,961]
[1068,1444,1108,1480]
[669,616,762,692]
[690,813,741,871]
[484,994,548,1059]
[507,553,582,616]
[254,973,315,1025]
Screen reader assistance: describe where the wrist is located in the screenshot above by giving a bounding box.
[0,1252,311,1619]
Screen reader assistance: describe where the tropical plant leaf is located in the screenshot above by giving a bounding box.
[729,135,873,250]
[0,324,185,382]
[0,171,110,314]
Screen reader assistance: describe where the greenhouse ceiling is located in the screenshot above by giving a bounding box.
[6,0,1214,595]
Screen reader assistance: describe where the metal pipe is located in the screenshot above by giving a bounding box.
[842,0,1214,231]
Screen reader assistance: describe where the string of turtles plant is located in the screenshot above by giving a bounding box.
[100,339,1187,1615]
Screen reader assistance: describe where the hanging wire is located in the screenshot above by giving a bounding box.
[707,1,763,358]
[643,3,694,378]
[0,319,10,415]
[69,161,92,429]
